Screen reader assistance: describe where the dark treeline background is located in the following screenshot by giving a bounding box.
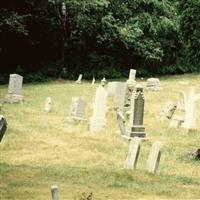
[0,0,199,82]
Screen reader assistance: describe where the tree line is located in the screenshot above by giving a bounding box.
[0,0,199,82]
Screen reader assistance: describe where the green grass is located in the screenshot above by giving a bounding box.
[1,74,200,199]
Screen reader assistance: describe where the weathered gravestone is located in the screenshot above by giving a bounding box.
[169,91,187,128]
[146,141,162,174]
[124,137,141,169]
[44,97,52,113]
[146,78,161,91]
[91,77,95,85]
[159,101,177,120]
[0,115,7,142]
[113,82,127,108]
[126,85,146,138]
[116,112,126,135]
[68,97,87,121]
[51,185,60,200]
[76,74,83,84]
[107,82,118,96]
[124,69,137,108]
[4,74,24,103]
[89,85,108,132]
[182,87,200,130]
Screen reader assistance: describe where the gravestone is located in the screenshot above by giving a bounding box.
[44,97,51,112]
[51,185,59,200]
[113,82,127,108]
[182,87,200,130]
[116,112,126,135]
[107,82,118,96]
[146,141,162,174]
[124,137,141,169]
[91,77,95,85]
[89,85,108,132]
[4,74,24,103]
[169,91,187,127]
[0,115,7,142]
[146,78,161,91]
[127,69,136,85]
[159,101,177,120]
[101,77,107,87]
[68,97,87,121]
[76,74,83,84]
[126,85,146,138]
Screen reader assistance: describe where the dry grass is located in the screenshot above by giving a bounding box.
[0,74,200,199]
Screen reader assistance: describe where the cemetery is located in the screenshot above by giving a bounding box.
[0,73,200,199]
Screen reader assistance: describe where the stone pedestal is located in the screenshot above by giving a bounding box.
[127,86,146,138]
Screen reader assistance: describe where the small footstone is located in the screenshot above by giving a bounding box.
[146,141,162,174]
[124,137,141,169]
[0,115,7,142]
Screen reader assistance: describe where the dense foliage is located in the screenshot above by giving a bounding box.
[0,0,199,81]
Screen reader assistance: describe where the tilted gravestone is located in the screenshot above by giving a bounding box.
[76,74,83,84]
[68,97,87,121]
[89,85,108,132]
[124,137,141,169]
[159,101,176,120]
[126,85,146,138]
[4,74,24,103]
[44,97,52,112]
[0,115,7,142]
[146,141,162,174]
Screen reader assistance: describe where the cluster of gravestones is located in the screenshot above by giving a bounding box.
[160,86,200,131]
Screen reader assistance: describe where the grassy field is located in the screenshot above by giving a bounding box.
[0,74,200,200]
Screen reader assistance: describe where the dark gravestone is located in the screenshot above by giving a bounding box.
[0,115,7,142]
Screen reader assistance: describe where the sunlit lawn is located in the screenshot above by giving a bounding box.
[0,74,200,199]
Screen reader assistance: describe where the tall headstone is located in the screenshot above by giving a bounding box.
[182,87,200,130]
[127,69,136,84]
[51,185,60,200]
[126,85,146,138]
[89,86,108,132]
[113,82,127,108]
[76,74,83,84]
[68,97,87,121]
[44,97,52,113]
[0,115,7,142]
[116,112,126,135]
[146,141,162,174]
[124,137,141,169]
[4,74,24,103]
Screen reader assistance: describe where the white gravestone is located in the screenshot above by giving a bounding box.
[44,97,52,112]
[146,78,161,91]
[91,77,95,85]
[107,82,118,96]
[69,97,87,121]
[124,137,141,169]
[127,69,136,83]
[89,86,108,132]
[169,91,187,127]
[76,74,83,84]
[113,82,127,108]
[182,87,200,130]
[4,74,24,103]
[146,141,162,174]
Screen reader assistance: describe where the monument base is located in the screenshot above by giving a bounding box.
[4,94,24,103]
[126,125,146,138]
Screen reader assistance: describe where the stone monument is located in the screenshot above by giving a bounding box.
[146,78,161,91]
[44,97,52,112]
[146,141,162,174]
[76,74,83,84]
[0,115,7,142]
[89,85,108,132]
[68,97,87,121]
[4,74,24,103]
[113,82,127,108]
[126,85,146,138]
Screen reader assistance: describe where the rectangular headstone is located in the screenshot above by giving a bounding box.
[113,82,126,108]
[8,74,23,95]
[69,97,87,120]
[124,137,141,169]
[146,141,162,173]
